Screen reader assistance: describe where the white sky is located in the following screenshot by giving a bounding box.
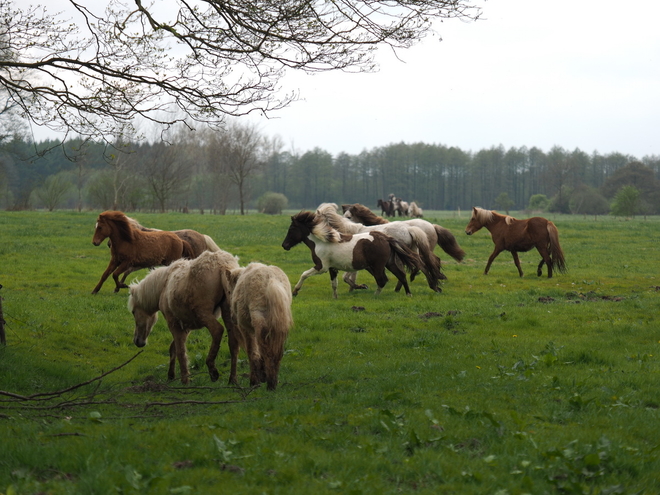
[249,0,660,159]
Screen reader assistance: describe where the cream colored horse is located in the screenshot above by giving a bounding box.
[222,262,293,390]
[128,249,240,385]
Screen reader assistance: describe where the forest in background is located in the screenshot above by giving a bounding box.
[1,122,659,215]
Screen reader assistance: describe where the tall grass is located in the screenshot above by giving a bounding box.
[1,210,659,494]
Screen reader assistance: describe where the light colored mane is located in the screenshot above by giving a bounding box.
[127,264,172,314]
[316,203,363,235]
[473,207,516,225]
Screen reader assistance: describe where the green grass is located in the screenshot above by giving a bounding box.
[1,210,659,494]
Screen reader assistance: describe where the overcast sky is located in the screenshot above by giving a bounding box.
[249,0,660,159]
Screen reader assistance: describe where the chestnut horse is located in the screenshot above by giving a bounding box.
[281,211,425,298]
[464,207,567,278]
[91,211,193,294]
[129,250,240,385]
[113,216,221,285]
[377,199,395,217]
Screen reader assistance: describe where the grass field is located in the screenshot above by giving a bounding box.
[0,209,659,494]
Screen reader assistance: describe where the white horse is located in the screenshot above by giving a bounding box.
[222,262,293,390]
[128,249,241,385]
[408,201,423,218]
[281,211,425,298]
[341,203,466,265]
[315,203,444,293]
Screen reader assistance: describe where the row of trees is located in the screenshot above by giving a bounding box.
[1,121,659,215]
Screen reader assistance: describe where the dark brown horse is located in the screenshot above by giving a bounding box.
[91,211,193,294]
[377,199,395,217]
[342,203,466,266]
[281,211,425,298]
[464,207,567,278]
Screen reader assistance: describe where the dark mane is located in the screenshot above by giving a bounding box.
[101,211,134,242]
[291,210,319,228]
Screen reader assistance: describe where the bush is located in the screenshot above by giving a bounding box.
[527,194,549,211]
[257,192,288,214]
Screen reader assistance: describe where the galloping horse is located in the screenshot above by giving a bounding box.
[316,203,443,293]
[281,211,425,298]
[341,203,466,266]
[113,216,221,284]
[91,211,193,294]
[464,207,567,278]
[129,250,240,385]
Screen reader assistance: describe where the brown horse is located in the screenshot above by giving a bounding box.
[113,216,221,284]
[91,211,193,294]
[342,203,466,266]
[464,207,567,278]
[377,199,395,217]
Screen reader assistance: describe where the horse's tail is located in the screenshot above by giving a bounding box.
[547,222,567,274]
[388,237,426,274]
[181,240,195,259]
[204,235,221,252]
[408,226,445,282]
[433,225,466,262]
[261,275,293,390]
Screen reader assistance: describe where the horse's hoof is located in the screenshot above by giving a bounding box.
[356,284,368,290]
[209,370,220,382]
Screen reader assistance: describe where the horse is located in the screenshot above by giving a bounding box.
[221,262,293,390]
[377,199,395,217]
[464,207,567,278]
[341,203,466,266]
[393,198,409,217]
[113,216,221,285]
[316,203,444,293]
[408,201,423,218]
[91,211,194,294]
[128,249,241,385]
[281,211,426,298]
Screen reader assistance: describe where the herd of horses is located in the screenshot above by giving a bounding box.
[91,203,567,390]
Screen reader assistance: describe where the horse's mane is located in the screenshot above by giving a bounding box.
[344,203,389,225]
[102,211,135,242]
[292,210,342,243]
[473,207,516,225]
[316,203,363,235]
[127,264,171,313]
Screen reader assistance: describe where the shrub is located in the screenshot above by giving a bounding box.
[257,192,288,214]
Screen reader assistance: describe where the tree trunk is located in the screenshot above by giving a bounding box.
[0,284,6,345]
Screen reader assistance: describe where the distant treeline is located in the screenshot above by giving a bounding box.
[1,134,659,214]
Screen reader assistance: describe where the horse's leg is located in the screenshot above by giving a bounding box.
[329,268,339,299]
[167,317,191,384]
[511,251,524,277]
[484,247,504,275]
[91,260,119,294]
[385,260,412,296]
[537,258,546,277]
[203,318,225,382]
[112,261,133,292]
[218,298,240,386]
[343,271,367,290]
[168,341,176,381]
[292,267,323,296]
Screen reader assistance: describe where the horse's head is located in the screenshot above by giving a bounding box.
[465,207,486,235]
[128,289,159,347]
[282,212,314,250]
[92,216,112,246]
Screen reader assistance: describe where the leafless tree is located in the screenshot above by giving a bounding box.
[213,121,265,214]
[0,0,481,144]
[141,142,190,213]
